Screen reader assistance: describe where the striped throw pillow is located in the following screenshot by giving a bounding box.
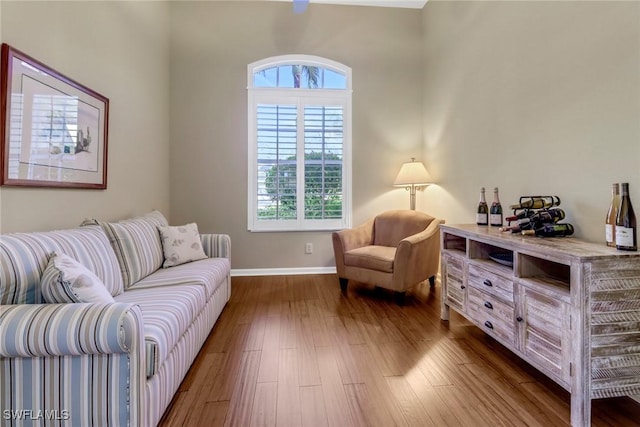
[89,211,169,288]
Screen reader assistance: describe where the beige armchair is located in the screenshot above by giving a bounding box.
[332,210,444,304]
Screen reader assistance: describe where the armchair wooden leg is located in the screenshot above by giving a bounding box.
[429,276,436,288]
[339,277,348,293]
[394,291,406,306]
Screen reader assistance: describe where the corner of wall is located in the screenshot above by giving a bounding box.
[0,0,3,234]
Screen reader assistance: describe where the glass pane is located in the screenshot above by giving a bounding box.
[253,65,346,89]
[254,66,278,88]
[304,105,343,219]
[256,104,297,220]
[323,69,347,89]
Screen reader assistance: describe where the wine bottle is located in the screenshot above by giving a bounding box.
[606,183,620,247]
[615,182,637,251]
[476,187,488,226]
[499,221,536,233]
[522,223,574,237]
[519,208,565,226]
[509,196,561,210]
[505,210,535,223]
[490,187,503,227]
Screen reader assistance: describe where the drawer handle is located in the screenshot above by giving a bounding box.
[483,279,493,287]
[517,316,523,322]
[484,301,493,310]
[461,285,466,289]
[484,321,494,329]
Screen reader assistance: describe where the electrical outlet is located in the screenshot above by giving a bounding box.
[305,243,313,254]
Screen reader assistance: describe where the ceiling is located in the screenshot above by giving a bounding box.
[269,0,428,9]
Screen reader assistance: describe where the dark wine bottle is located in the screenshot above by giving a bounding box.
[522,223,574,237]
[490,187,503,227]
[615,182,637,251]
[519,208,565,226]
[509,196,561,210]
[476,187,488,226]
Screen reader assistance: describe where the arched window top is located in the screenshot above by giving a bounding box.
[249,55,351,90]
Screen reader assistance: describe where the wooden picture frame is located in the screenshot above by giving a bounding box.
[0,43,109,189]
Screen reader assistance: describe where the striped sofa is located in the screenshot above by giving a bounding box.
[0,211,231,426]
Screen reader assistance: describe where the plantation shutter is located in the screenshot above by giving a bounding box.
[256,104,298,220]
[303,105,343,220]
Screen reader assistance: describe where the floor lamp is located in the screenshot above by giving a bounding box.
[393,158,432,210]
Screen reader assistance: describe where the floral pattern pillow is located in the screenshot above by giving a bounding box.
[158,223,208,268]
[41,252,115,303]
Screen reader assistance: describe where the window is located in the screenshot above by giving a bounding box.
[248,55,352,231]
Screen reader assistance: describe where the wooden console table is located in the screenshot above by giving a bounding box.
[440,224,640,427]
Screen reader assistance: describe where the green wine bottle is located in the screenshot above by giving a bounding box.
[522,223,574,237]
[489,187,502,227]
[476,187,488,226]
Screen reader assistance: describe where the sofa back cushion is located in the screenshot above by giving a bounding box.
[92,211,168,289]
[373,210,434,247]
[0,225,124,304]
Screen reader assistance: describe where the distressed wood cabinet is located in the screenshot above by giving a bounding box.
[440,224,640,427]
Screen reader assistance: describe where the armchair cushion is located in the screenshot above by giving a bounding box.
[344,245,396,273]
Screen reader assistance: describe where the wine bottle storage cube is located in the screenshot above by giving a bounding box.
[440,224,640,427]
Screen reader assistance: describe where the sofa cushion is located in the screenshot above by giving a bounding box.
[0,225,124,304]
[92,211,168,289]
[127,257,230,299]
[344,245,396,273]
[41,252,115,304]
[158,223,207,268]
[114,284,207,378]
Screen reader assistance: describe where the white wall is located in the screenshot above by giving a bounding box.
[0,1,171,232]
[421,1,640,244]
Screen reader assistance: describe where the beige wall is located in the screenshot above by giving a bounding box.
[0,1,171,232]
[1,1,637,269]
[421,1,640,244]
[170,2,424,270]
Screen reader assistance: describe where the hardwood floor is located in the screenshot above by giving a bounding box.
[158,275,640,426]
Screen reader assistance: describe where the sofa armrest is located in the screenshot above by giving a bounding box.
[0,303,142,358]
[201,233,231,261]
[394,218,445,289]
[0,302,146,426]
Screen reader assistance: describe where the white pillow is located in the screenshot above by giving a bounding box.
[41,252,115,304]
[158,223,208,268]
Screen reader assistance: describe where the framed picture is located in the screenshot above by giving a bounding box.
[0,43,109,189]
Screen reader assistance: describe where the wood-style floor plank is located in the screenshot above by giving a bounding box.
[159,275,640,427]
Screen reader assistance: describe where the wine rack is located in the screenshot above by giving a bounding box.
[440,224,640,427]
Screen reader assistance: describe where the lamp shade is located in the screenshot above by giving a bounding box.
[393,159,432,187]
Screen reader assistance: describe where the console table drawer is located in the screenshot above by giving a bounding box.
[467,297,516,346]
[468,286,515,325]
[468,264,514,303]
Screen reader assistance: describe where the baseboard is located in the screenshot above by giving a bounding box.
[231,267,337,277]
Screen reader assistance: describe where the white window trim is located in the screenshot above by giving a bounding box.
[247,55,352,232]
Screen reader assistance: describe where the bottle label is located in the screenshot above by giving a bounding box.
[490,214,502,226]
[476,213,488,224]
[605,224,614,243]
[616,226,635,247]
